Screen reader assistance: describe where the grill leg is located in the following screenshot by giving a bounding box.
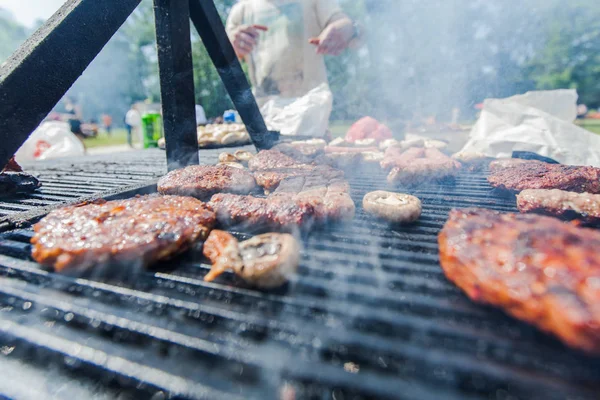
[154,0,199,171]
[188,0,279,150]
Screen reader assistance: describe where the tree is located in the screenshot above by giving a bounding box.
[526,0,600,108]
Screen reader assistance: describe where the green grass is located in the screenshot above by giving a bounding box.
[80,119,600,149]
[83,128,129,148]
[329,121,353,137]
[576,119,600,135]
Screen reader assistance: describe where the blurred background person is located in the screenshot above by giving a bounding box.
[125,105,142,148]
[226,0,362,109]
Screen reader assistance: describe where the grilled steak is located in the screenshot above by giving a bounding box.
[248,149,306,171]
[209,176,355,230]
[439,208,600,353]
[253,165,344,193]
[157,165,257,199]
[384,148,461,185]
[488,162,600,193]
[489,158,543,172]
[31,195,216,272]
[517,189,600,224]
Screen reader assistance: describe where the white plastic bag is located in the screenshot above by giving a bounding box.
[260,83,333,137]
[15,121,86,163]
[460,90,600,166]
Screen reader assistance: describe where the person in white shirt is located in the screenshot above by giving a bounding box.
[195,104,208,126]
[226,0,361,108]
[125,106,142,147]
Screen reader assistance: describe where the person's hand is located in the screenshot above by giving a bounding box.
[230,24,268,58]
[309,19,354,56]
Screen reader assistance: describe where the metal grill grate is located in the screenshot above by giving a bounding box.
[0,157,599,399]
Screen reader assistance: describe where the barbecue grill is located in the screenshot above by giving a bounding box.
[1,1,600,399]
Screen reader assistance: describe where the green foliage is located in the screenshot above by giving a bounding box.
[527,0,600,108]
[1,0,599,126]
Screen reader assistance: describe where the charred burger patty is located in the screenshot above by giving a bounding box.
[31,195,215,272]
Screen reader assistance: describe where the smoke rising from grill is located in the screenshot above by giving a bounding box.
[330,0,554,127]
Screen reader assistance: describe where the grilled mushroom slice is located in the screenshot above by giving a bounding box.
[363,191,422,223]
[234,150,254,163]
[217,162,245,169]
[238,233,300,288]
[219,152,238,163]
[203,230,244,282]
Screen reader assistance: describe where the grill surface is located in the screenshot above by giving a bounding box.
[0,149,599,399]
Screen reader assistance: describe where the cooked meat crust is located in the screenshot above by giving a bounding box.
[488,158,544,172]
[253,165,344,193]
[209,176,355,230]
[439,208,600,354]
[157,165,257,199]
[517,189,600,224]
[488,162,600,193]
[31,195,216,272]
[383,148,461,185]
[248,150,305,171]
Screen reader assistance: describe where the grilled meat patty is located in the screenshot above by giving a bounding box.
[254,165,344,193]
[489,158,543,172]
[383,148,461,185]
[209,176,355,230]
[439,208,600,353]
[248,150,306,171]
[517,189,600,224]
[488,162,600,193]
[157,165,257,199]
[31,195,216,272]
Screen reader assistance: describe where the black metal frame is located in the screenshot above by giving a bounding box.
[0,0,275,171]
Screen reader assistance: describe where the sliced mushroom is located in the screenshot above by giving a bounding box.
[363,191,422,223]
[234,150,254,162]
[219,152,238,163]
[157,137,166,149]
[217,162,245,169]
[203,230,244,282]
[238,233,300,288]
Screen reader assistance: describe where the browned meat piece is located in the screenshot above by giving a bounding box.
[488,162,600,193]
[385,148,461,185]
[273,140,326,161]
[489,158,543,172]
[439,208,600,354]
[248,149,306,171]
[517,189,600,224]
[0,156,41,195]
[209,176,355,230]
[202,230,243,282]
[314,152,362,170]
[203,230,300,288]
[2,156,23,173]
[31,195,216,272]
[209,193,314,229]
[380,147,424,169]
[157,165,257,199]
[253,165,344,193]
